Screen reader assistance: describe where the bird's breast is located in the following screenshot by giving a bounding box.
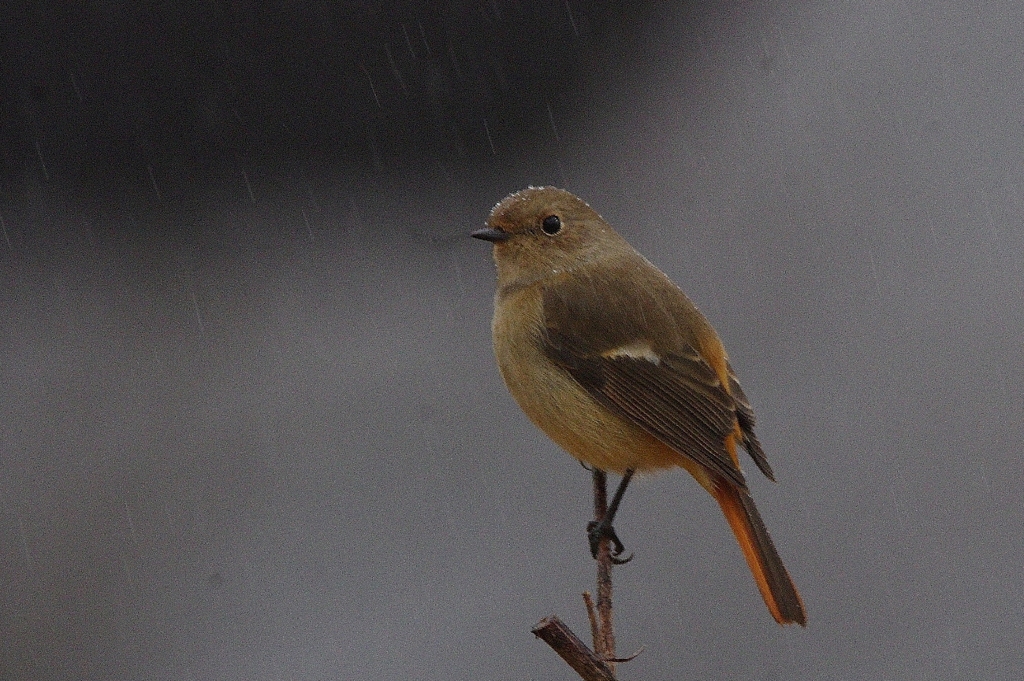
[491,284,684,475]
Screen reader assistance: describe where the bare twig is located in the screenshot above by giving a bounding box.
[532,616,617,681]
[583,590,600,648]
[606,645,646,663]
[592,469,617,672]
[534,470,631,679]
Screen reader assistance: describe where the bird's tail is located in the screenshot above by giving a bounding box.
[712,481,807,626]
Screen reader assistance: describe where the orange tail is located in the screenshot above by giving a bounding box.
[712,482,807,625]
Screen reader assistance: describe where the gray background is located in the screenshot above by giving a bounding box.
[2,1,1022,679]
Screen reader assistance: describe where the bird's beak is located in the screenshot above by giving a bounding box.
[471,227,511,243]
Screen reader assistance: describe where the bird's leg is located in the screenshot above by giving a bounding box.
[587,468,635,564]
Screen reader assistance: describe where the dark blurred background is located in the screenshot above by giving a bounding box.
[2,1,1023,679]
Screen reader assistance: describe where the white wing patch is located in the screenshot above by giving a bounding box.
[603,341,662,364]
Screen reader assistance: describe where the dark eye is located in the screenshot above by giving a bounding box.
[541,215,562,235]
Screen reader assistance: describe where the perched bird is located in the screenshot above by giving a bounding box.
[472,186,806,626]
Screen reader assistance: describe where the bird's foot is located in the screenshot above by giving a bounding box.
[586,519,633,564]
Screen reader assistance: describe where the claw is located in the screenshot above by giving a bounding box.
[611,552,634,565]
[587,519,632,563]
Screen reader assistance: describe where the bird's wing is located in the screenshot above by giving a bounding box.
[727,361,775,481]
[541,268,748,488]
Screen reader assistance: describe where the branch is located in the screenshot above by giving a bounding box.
[532,616,617,681]
[533,469,626,679]
[591,469,617,670]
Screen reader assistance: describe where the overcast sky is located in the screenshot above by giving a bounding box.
[1,1,1023,679]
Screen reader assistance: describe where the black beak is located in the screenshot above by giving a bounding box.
[471,227,511,243]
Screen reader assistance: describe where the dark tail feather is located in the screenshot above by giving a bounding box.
[712,482,807,626]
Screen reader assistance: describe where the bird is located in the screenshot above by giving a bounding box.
[472,186,806,626]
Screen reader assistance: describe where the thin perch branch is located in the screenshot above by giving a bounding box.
[592,469,617,673]
[583,590,600,649]
[533,469,627,679]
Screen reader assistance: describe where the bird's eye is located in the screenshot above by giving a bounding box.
[541,215,562,235]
